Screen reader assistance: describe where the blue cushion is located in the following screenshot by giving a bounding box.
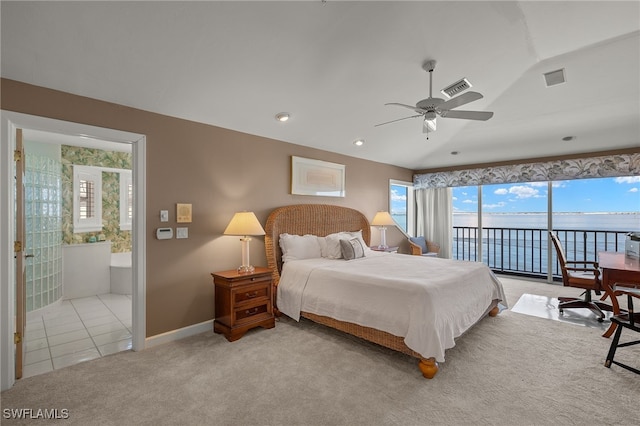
[409,236,428,254]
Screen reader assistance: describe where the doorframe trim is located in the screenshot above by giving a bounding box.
[0,111,147,391]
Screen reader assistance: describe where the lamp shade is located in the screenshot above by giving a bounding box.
[223,212,265,236]
[371,211,396,227]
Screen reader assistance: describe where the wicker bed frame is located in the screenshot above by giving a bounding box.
[264,204,453,378]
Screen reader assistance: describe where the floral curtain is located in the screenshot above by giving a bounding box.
[414,153,640,189]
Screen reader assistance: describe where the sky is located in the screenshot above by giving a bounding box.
[390,176,640,215]
[452,176,640,213]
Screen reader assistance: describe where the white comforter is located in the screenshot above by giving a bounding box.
[277,251,507,362]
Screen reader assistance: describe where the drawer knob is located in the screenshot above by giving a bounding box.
[245,291,258,299]
[246,308,258,315]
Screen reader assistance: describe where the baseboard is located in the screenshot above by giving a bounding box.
[144,320,213,349]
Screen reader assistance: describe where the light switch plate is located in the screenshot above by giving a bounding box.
[176,227,188,239]
[160,210,169,222]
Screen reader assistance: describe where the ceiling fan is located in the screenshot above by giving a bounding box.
[376,60,493,134]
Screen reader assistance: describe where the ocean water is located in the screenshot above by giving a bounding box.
[394,212,639,232]
[453,212,640,232]
[391,212,639,274]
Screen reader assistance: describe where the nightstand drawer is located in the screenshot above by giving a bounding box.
[226,274,270,287]
[233,283,269,305]
[235,302,270,323]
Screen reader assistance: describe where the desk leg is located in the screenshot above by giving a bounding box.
[602,269,619,338]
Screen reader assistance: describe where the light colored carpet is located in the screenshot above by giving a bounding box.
[2,276,639,425]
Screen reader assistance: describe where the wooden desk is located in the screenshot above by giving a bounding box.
[598,251,640,338]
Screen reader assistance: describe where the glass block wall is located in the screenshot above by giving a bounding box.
[24,144,63,312]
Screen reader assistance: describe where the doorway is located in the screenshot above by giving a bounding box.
[1,111,147,391]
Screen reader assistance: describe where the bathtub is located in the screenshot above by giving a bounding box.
[110,252,132,295]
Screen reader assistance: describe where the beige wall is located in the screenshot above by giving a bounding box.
[1,78,413,337]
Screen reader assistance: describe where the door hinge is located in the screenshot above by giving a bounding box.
[14,241,22,253]
[14,332,22,344]
[14,149,22,162]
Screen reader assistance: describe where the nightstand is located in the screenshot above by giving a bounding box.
[211,267,275,342]
[370,246,399,253]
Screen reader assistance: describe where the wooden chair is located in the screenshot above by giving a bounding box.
[408,236,440,257]
[605,285,640,375]
[549,231,613,321]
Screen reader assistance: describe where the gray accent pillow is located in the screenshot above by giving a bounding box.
[409,236,427,253]
[340,238,366,260]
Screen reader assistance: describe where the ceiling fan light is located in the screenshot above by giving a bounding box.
[424,118,437,132]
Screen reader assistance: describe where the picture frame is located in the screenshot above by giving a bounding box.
[176,203,192,223]
[291,156,345,197]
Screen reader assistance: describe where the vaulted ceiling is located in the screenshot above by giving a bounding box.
[2,1,639,170]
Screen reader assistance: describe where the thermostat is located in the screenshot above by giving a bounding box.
[156,228,173,240]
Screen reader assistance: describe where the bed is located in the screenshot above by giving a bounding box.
[264,204,506,379]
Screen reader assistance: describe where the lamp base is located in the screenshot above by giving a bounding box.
[237,265,255,274]
[377,245,389,250]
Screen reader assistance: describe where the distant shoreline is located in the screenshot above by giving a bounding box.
[452,211,639,215]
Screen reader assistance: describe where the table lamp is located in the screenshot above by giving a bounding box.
[223,211,266,273]
[371,211,396,250]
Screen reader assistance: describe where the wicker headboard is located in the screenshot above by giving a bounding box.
[264,204,371,287]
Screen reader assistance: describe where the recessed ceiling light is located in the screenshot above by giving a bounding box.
[353,139,364,146]
[562,136,576,141]
[275,112,290,122]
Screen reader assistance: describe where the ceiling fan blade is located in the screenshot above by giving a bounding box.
[437,91,483,110]
[440,110,494,121]
[375,114,423,127]
[385,102,427,114]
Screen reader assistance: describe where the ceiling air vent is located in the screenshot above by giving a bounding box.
[440,78,472,98]
[544,68,566,87]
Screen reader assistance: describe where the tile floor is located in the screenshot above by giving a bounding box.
[23,293,132,379]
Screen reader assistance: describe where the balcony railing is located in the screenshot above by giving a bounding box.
[453,227,629,280]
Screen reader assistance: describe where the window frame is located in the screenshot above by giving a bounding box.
[389,179,415,236]
[73,165,103,233]
[119,170,133,231]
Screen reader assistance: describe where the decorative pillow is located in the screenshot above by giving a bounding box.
[340,238,366,260]
[320,230,370,258]
[279,233,322,262]
[409,236,427,254]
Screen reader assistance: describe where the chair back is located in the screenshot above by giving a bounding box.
[549,231,569,285]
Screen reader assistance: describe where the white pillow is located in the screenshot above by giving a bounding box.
[321,230,370,258]
[279,233,322,262]
[322,232,350,258]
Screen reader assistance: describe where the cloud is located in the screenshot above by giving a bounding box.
[615,176,640,184]
[390,189,406,202]
[462,199,475,204]
[493,185,541,199]
[483,202,507,209]
[629,187,639,193]
[507,185,540,199]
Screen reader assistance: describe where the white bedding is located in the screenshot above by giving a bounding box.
[277,251,507,362]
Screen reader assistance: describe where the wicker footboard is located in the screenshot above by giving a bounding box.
[301,311,423,358]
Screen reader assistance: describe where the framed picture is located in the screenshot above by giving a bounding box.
[291,156,345,197]
[176,203,192,223]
